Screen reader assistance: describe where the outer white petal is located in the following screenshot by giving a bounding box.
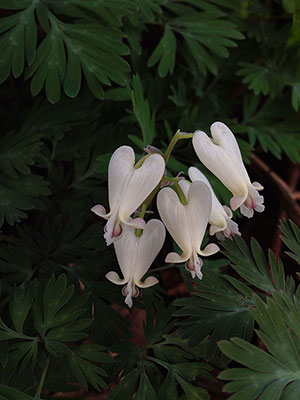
[193,131,248,210]
[108,146,136,212]
[133,219,166,287]
[188,167,227,231]
[157,187,192,262]
[105,271,126,285]
[118,153,165,222]
[91,204,109,218]
[186,182,213,254]
[113,224,138,283]
[210,122,251,183]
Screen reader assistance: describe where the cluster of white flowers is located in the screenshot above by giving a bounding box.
[92,122,265,307]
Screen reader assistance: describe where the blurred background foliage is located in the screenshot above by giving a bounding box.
[1,0,300,399]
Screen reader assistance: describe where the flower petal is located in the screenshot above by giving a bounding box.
[113,225,139,283]
[210,122,250,182]
[133,219,166,284]
[157,187,192,260]
[186,182,213,254]
[193,130,248,208]
[199,243,220,256]
[108,146,136,211]
[123,217,147,230]
[118,153,165,221]
[137,276,159,288]
[165,252,190,264]
[188,167,227,231]
[91,204,110,218]
[105,271,126,285]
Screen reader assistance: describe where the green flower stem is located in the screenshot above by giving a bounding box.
[134,153,152,169]
[136,203,147,237]
[34,356,50,400]
[163,130,193,164]
[174,181,188,205]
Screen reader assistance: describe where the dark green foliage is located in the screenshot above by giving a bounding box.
[107,299,212,400]
[174,267,255,363]
[219,291,300,399]
[1,0,300,398]
[0,274,112,393]
[280,218,300,264]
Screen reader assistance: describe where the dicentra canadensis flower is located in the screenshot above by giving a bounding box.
[91,146,165,245]
[105,219,165,308]
[192,122,264,218]
[157,181,219,280]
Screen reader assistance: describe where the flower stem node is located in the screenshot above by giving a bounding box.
[157,181,220,280]
[105,219,166,308]
[91,145,165,245]
[192,122,265,218]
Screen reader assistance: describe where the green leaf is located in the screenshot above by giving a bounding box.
[165,4,244,76]
[280,218,300,264]
[158,368,178,400]
[174,267,254,358]
[237,63,280,97]
[222,236,279,293]
[130,74,156,146]
[0,385,33,400]
[26,17,129,103]
[0,4,37,82]
[219,291,300,399]
[68,351,108,392]
[291,83,300,111]
[148,25,176,78]
[0,173,50,227]
[107,369,140,400]
[134,368,159,400]
[9,286,32,334]
[0,130,43,178]
[176,375,209,400]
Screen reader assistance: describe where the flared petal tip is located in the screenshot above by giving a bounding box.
[91,204,107,217]
[137,276,159,288]
[165,252,188,264]
[105,271,125,285]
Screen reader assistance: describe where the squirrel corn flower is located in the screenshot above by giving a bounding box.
[192,122,265,218]
[91,146,165,245]
[106,219,166,308]
[188,167,240,239]
[157,181,219,280]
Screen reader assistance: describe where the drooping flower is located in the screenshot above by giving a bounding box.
[91,146,165,245]
[106,219,166,308]
[187,167,240,239]
[192,122,265,218]
[157,181,219,280]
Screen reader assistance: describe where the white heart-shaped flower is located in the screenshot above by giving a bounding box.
[192,122,264,218]
[106,219,166,308]
[91,146,165,245]
[157,181,219,280]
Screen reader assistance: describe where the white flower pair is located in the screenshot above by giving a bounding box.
[91,122,264,307]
